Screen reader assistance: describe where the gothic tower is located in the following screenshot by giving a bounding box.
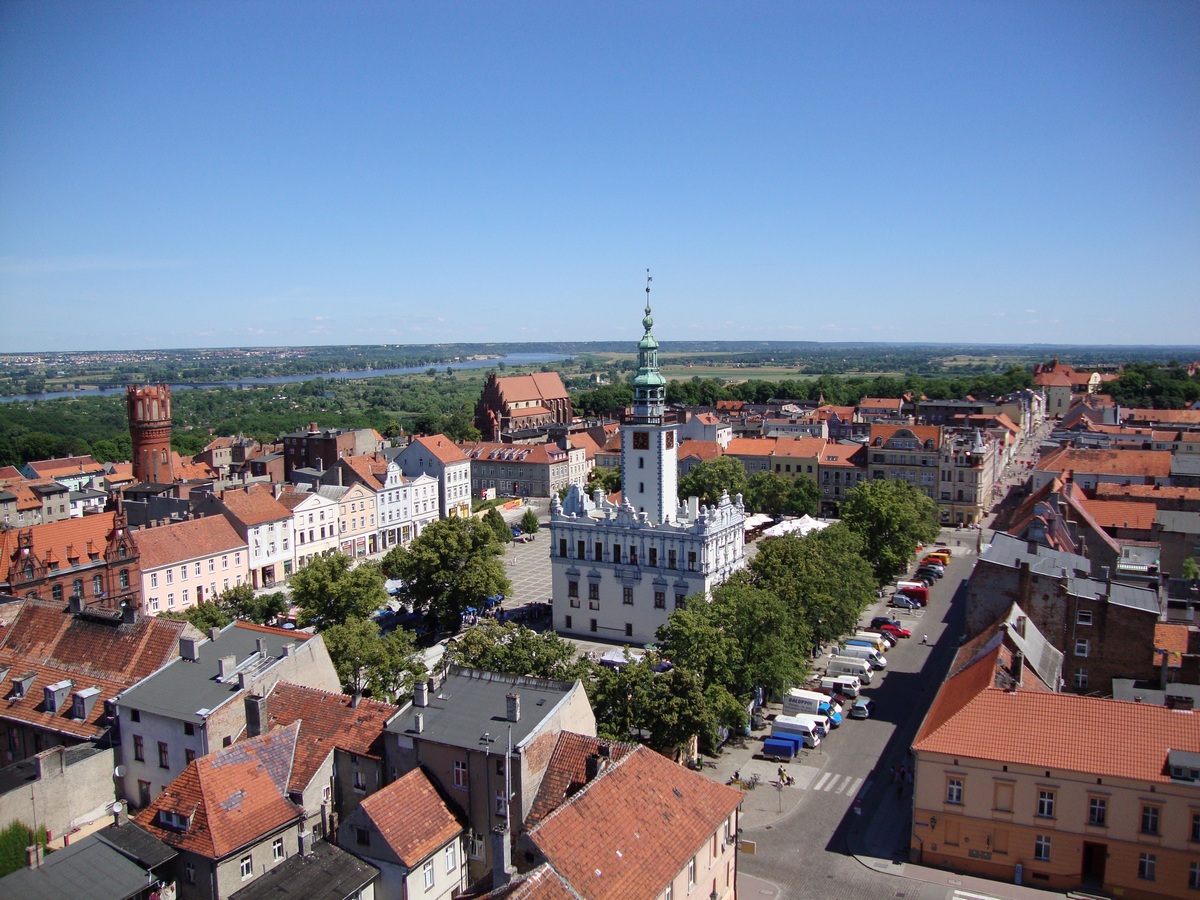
[127,384,176,484]
[620,273,678,525]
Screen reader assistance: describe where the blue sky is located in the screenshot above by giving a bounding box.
[1,1,1197,352]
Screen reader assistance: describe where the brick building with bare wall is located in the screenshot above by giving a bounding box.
[128,384,177,485]
[474,372,573,443]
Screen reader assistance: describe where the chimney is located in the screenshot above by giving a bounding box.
[351,692,361,709]
[1011,649,1024,686]
[121,605,136,625]
[68,595,84,615]
[491,826,514,889]
[506,692,520,723]
[245,693,267,737]
[256,638,267,657]
[308,422,319,434]
[414,680,428,708]
[218,655,236,681]
[414,712,424,734]
[282,642,295,657]
[298,828,312,857]
[25,843,43,870]
[180,636,200,661]
[209,627,220,642]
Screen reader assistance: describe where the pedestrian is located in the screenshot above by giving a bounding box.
[778,765,785,782]
[922,634,928,645]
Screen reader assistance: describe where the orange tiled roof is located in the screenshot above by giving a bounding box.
[1036,447,1172,478]
[355,767,465,866]
[527,732,638,826]
[461,442,570,465]
[137,723,302,859]
[916,644,1200,781]
[677,440,724,463]
[869,424,942,449]
[1035,372,1072,387]
[1078,499,1157,531]
[219,487,292,527]
[1154,623,1189,669]
[1123,408,1200,426]
[25,455,103,478]
[1093,483,1200,502]
[725,437,777,457]
[483,863,578,900]
[0,598,190,741]
[819,443,866,467]
[260,682,396,794]
[135,516,247,570]
[859,397,904,409]
[715,400,744,411]
[771,437,827,458]
[492,372,569,405]
[565,431,601,459]
[0,466,24,483]
[341,454,386,490]
[0,512,118,584]
[529,745,743,900]
[411,434,469,465]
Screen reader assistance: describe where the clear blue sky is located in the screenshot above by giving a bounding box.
[1,1,1197,352]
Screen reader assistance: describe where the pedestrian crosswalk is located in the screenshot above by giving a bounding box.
[810,772,863,795]
[949,889,1002,900]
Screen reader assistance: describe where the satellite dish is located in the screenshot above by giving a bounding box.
[113,765,126,778]
[110,801,124,814]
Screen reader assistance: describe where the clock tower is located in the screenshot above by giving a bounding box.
[621,273,678,525]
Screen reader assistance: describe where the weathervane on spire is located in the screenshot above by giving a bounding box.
[642,269,654,334]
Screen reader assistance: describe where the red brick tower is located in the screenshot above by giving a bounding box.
[127,384,176,484]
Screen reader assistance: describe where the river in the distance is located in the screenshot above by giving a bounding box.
[0,352,569,403]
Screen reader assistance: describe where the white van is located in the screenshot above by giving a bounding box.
[828,657,874,684]
[852,632,891,651]
[770,717,821,749]
[781,711,833,738]
[838,645,887,669]
[819,675,860,698]
[768,720,825,748]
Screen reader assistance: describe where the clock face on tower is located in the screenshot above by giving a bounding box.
[665,432,674,449]
[633,433,649,450]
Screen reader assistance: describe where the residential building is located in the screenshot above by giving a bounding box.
[204,487,294,589]
[280,422,385,481]
[474,372,573,443]
[115,622,339,810]
[0,510,141,610]
[816,441,867,516]
[937,429,998,526]
[912,615,1200,899]
[677,411,732,448]
[313,481,377,558]
[462,439,587,499]
[21,454,107,492]
[0,597,194,763]
[677,439,724,478]
[394,434,472,519]
[337,767,466,900]
[1032,447,1173,493]
[136,516,249,615]
[857,396,909,422]
[549,296,746,646]
[274,487,340,570]
[523,742,743,900]
[866,424,943,501]
[1035,372,1074,417]
[226,839,378,900]
[0,478,72,528]
[383,666,597,884]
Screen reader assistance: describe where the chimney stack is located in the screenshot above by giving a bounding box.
[245,693,267,737]
[256,638,267,657]
[414,712,424,734]
[491,826,514,889]
[298,828,312,857]
[218,655,236,681]
[414,680,428,708]
[121,604,136,625]
[506,692,520,723]
[1011,649,1025,686]
[209,626,221,642]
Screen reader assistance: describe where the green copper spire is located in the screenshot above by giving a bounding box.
[632,270,666,419]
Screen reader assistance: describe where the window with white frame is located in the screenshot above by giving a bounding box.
[468,832,485,859]
[1075,639,1089,657]
[1073,669,1088,690]
[1037,790,1055,818]
[1138,852,1156,881]
[1189,861,1200,890]
[1034,835,1050,861]
[1077,609,1092,625]
[454,761,468,789]
[688,856,696,887]
[423,859,435,889]
[445,843,456,872]
[946,778,963,805]
[273,837,284,860]
[241,855,253,879]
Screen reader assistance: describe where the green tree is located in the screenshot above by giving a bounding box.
[235,590,290,625]
[644,667,714,760]
[444,620,581,679]
[160,601,231,632]
[0,820,48,877]
[1182,557,1200,581]
[520,507,540,534]
[677,456,748,506]
[840,479,941,583]
[744,471,791,517]
[290,554,389,630]
[748,525,876,652]
[484,507,513,544]
[786,474,820,517]
[322,617,426,700]
[385,517,510,632]
[586,466,621,495]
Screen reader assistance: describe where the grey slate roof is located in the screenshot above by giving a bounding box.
[116,622,312,724]
[96,819,178,870]
[228,839,378,900]
[386,666,580,751]
[982,532,1092,578]
[0,828,174,900]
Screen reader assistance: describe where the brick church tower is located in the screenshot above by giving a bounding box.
[127,384,176,484]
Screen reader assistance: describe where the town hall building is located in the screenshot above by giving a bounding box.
[548,283,746,645]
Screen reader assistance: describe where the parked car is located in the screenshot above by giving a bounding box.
[915,566,942,580]
[895,591,927,607]
[909,573,936,586]
[849,697,873,719]
[871,615,902,630]
[879,623,912,639]
[919,558,946,572]
[889,595,920,609]
[514,532,535,543]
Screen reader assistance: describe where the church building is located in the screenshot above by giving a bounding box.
[548,281,745,646]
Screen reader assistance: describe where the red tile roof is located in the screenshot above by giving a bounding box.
[1094,483,1200,502]
[135,516,247,570]
[527,733,638,826]
[1154,623,1188,669]
[483,863,578,900]
[260,682,396,794]
[819,443,866,467]
[916,641,1200,781]
[492,372,570,405]
[137,723,302,859]
[219,487,293,527]
[771,436,826,458]
[565,431,601,459]
[859,397,904,409]
[1036,447,1172,479]
[0,598,189,741]
[25,456,103,478]
[869,424,942,449]
[1123,408,1200,426]
[677,440,724,463]
[725,437,777,458]
[1078,499,1157,531]
[0,466,24,483]
[355,767,464,866]
[1035,372,1072,387]
[411,435,469,465]
[529,745,742,900]
[0,512,119,584]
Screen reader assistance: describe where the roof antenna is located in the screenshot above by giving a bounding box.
[645,268,652,315]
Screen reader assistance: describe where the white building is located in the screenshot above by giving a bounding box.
[549,286,746,646]
[394,434,472,519]
[277,486,341,569]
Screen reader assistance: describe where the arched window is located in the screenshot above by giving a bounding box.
[93,575,103,595]
[52,584,63,602]
[72,579,83,598]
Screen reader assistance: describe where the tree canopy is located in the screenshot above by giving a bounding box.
[382,517,510,632]
[677,456,747,506]
[839,479,941,583]
[744,471,819,518]
[289,553,389,630]
[322,616,426,700]
[443,620,582,680]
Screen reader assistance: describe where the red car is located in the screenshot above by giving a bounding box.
[879,623,911,639]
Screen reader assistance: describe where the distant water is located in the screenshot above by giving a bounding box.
[0,352,569,403]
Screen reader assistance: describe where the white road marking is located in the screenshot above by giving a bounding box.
[812,772,832,791]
